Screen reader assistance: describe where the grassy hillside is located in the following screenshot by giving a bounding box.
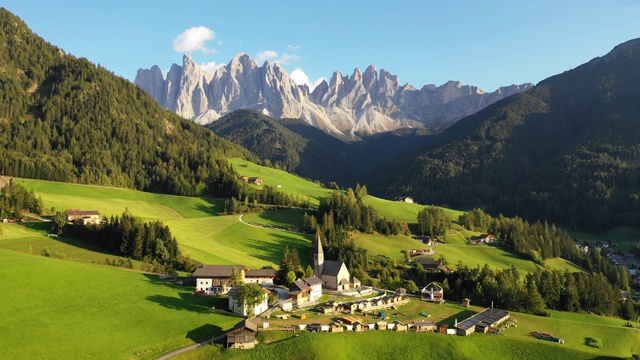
[175,305,640,359]
[0,249,240,359]
[363,196,464,224]
[11,178,312,269]
[228,158,332,206]
[352,233,425,261]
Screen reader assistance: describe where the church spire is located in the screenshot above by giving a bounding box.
[313,233,324,277]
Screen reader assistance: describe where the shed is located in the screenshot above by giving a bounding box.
[367,323,376,330]
[321,305,335,315]
[414,321,437,332]
[298,324,307,331]
[352,321,365,332]
[309,323,322,332]
[393,321,408,332]
[438,324,448,334]
[329,322,344,333]
[226,320,257,349]
[345,324,353,331]
[281,301,293,311]
[376,321,388,330]
[461,298,471,307]
[320,325,330,332]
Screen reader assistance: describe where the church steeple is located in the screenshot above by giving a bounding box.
[313,234,324,277]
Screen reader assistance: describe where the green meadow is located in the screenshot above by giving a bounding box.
[569,226,640,252]
[0,249,240,360]
[242,210,307,229]
[228,158,333,206]
[362,196,464,224]
[352,233,425,261]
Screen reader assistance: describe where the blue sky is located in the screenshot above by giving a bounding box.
[4,0,640,91]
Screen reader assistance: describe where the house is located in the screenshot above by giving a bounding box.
[248,177,263,186]
[329,322,344,333]
[461,298,471,307]
[313,235,358,290]
[65,209,101,225]
[455,307,510,336]
[395,196,414,203]
[238,175,249,182]
[192,265,246,295]
[417,257,445,272]
[478,234,495,243]
[226,319,258,349]
[228,285,270,317]
[244,268,276,285]
[414,321,437,332]
[393,321,408,332]
[288,276,323,305]
[421,282,444,302]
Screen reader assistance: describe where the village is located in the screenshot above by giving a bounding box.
[189,235,520,350]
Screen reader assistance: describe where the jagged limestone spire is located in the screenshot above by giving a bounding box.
[313,233,324,277]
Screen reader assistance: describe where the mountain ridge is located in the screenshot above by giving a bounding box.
[135,54,532,136]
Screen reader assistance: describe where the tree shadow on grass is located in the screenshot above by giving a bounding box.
[146,293,218,314]
[241,233,312,266]
[186,324,224,343]
[194,197,225,216]
[437,309,477,327]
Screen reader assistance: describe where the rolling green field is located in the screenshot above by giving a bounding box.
[0,249,240,360]
[228,158,332,206]
[352,233,425,260]
[362,196,464,224]
[14,178,224,219]
[433,244,542,276]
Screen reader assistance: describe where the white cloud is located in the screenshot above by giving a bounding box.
[256,50,302,65]
[200,61,224,74]
[256,50,279,63]
[275,53,301,64]
[290,68,326,92]
[287,44,300,51]
[173,26,217,53]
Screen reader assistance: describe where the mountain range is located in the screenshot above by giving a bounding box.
[135,54,532,136]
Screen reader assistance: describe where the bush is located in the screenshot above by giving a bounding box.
[585,337,602,348]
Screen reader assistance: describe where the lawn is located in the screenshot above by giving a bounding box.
[228,158,333,206]
[0,249,241,360]
[352,233,425,261]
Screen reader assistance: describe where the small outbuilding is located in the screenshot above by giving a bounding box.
[421,282,444,302]
[226,320,258,349]
[376,321,388,330]
[393,321,408,332]
[329,322,344,333]
[414,321,437,332]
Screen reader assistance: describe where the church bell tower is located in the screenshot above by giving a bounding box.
[313,234,324,277]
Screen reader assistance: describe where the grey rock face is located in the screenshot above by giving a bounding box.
[135,54,533,135]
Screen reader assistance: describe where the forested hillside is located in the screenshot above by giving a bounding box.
[208,109,435,187]
[369,38,640,232]
[0,9,254,196]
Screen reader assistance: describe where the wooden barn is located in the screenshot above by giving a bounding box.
[226,320,258,349]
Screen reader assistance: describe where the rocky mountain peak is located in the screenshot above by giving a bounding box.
[135,53,533,135]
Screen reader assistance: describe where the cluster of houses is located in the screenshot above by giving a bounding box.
[315,293,407,316]
[269,306,510,337]
[468,234,495,244]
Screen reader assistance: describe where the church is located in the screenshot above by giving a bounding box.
[313,235,361,291]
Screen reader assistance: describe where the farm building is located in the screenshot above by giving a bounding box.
[438,324,448,334]
[395,196,414,203]
[376,321,388,330]
[226,320,258,349]
[414,321,437,332]
[455,307,510,336]
[227,286,270,317]
[247,177,263,185]
[421,282,444,302]
[65,209,101,225]
[417,257,445,272]
[193,265,247,295]
[244,268,276,285]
